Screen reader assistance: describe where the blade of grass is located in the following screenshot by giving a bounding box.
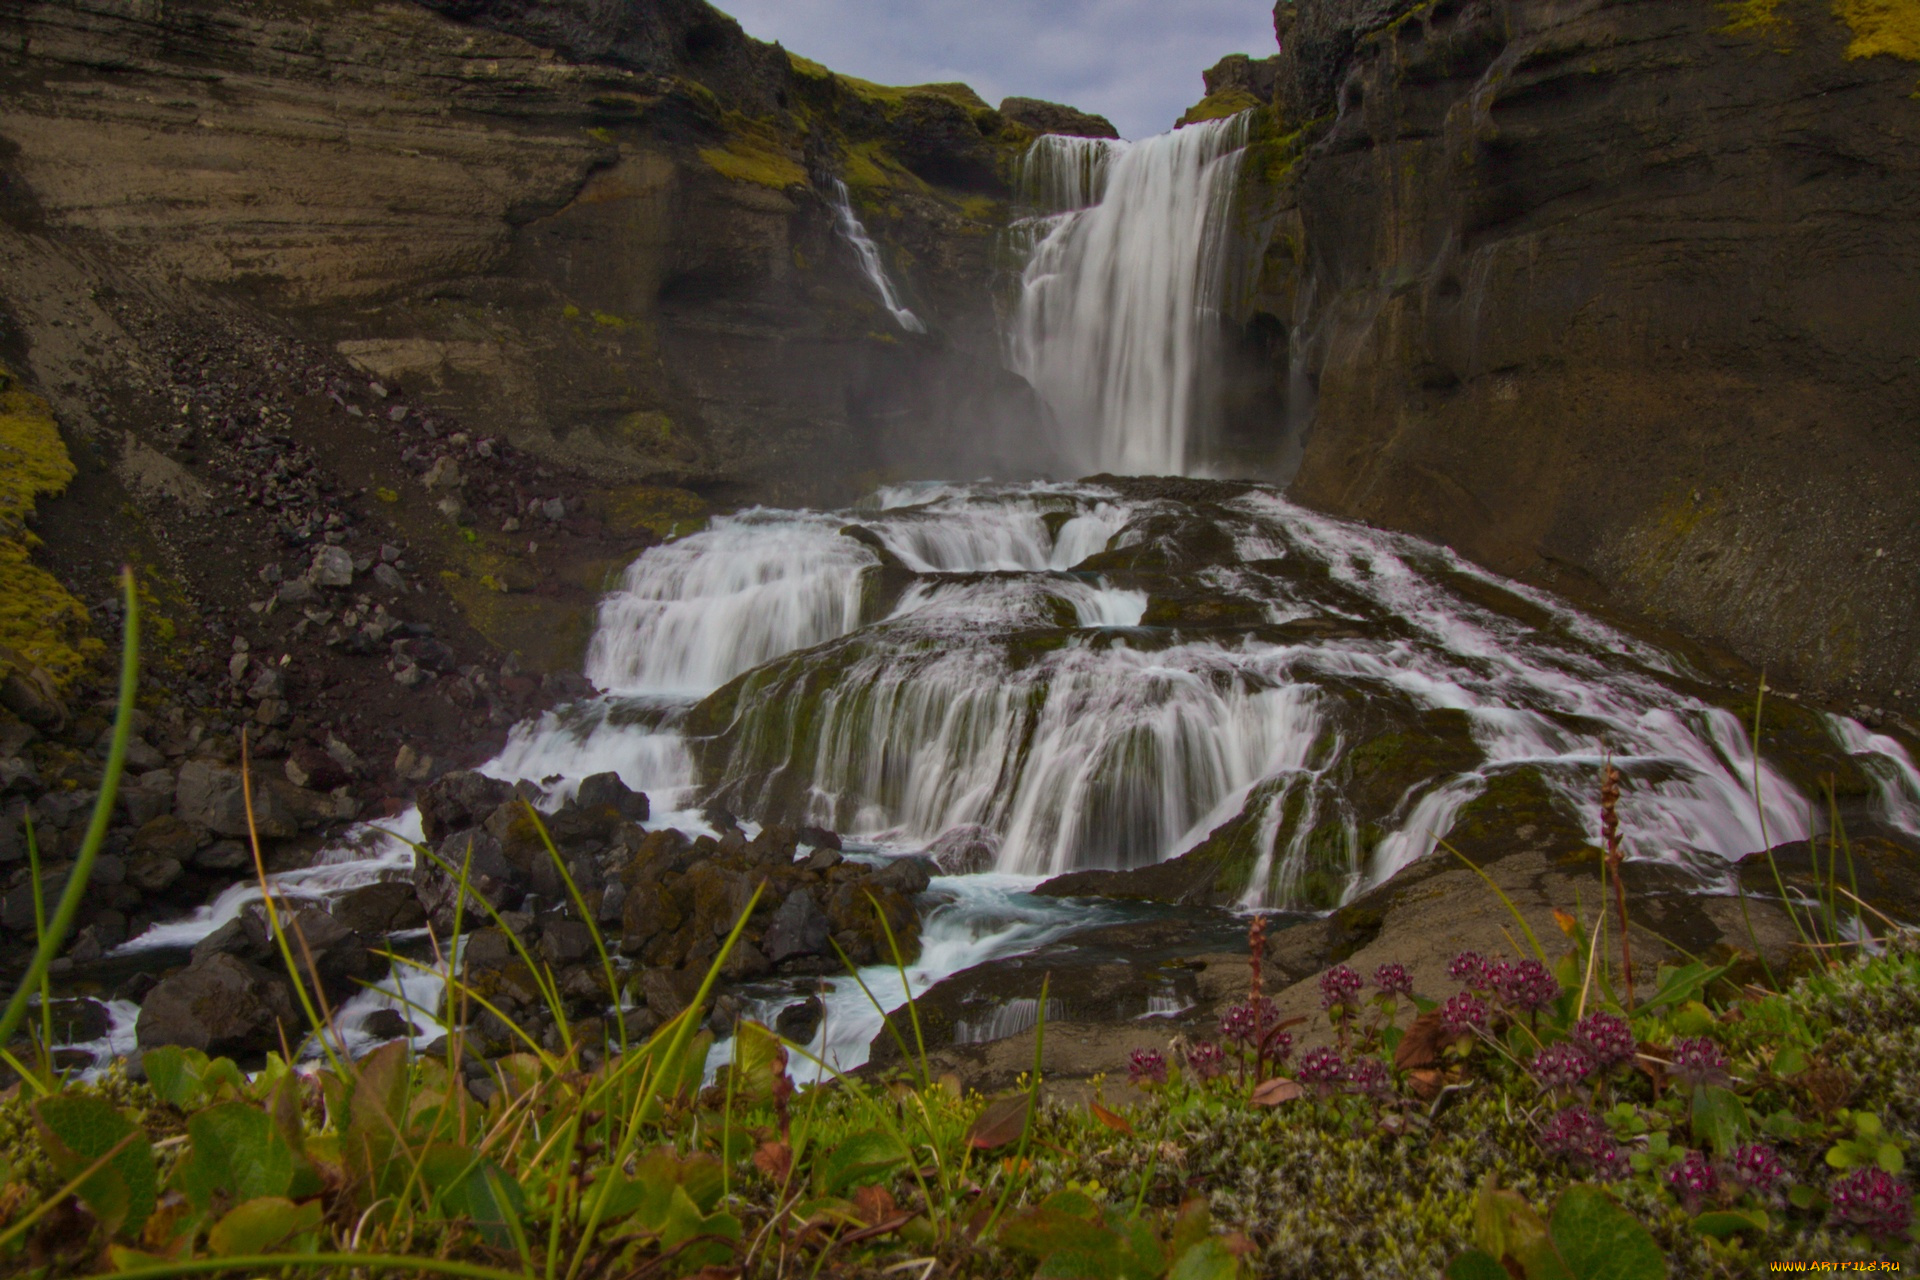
[0,567,138,1053]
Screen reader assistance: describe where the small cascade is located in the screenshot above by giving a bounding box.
[1006,116,1253,475]
[826,178,926,334]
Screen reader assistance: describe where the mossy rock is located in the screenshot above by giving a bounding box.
[594,484,708,542]
[1343,708,1482,819]
[1175,88,1262,128]
[1715,691,1874,801]
[1068,510,1240,573]
[699,113,807,190]
[1446,766,1587,863]
[1139,590,1269,629]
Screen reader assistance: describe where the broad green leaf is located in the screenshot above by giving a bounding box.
[141,1046,209,1109]
[179,1102,296,1208]
[1472,1177,1556,1273]
[201,1056,247,1101]
[205,1196,322,1257]
[1771,1044,1811,1078]
[1690,1086,1750,1156]
[725,1021,788,1104]
[658,1184,739,1268]
[816,1127,908,1196]
[1000,1207,1120,1259]
[1168,1197,1212,1259]
[1549,1185,1666,1280]
[1038,1188,1103,1220]
[1446,1250,1512,1280]
[33,1094,157,1237]
[1169,1237,1242,1280]
[1634,961,1730,1014]
[422,1145,525,1249]
[1691,1208,1769,1239]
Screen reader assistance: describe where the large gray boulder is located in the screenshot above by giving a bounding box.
[136,953,300,1055]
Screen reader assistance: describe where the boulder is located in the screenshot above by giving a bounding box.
[539,918,597,965]
[175,761,300,838]
[414,827,524,930]
[310,545,355,588]
[762,887,830,963]
[868,856,935,896]
[925,825,999,875]
[125,853,184,893]
[574,771,649,822]
[774,996,824,1045]
[331,880,426,935]
[637,967,703,1020]
[795,824,843,851]
[418,770,514,844]
[131,814,209,861]
[136,953,300,1055]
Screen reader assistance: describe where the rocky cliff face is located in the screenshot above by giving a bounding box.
[0,0,1057,503]
[1234,0,1920,714]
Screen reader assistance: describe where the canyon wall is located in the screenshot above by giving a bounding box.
[1232,0,1920,712]
[0,0,1052,505]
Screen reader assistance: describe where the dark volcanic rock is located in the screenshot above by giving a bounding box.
[762,887,830,962]
[136,953,300,1055]
[419,771,516,845]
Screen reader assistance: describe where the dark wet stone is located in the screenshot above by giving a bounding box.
[762,887,830,962]
[774,995,824,1044]
[136,953,299,1055]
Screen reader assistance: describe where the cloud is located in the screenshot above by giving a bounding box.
[714,0,1279,140]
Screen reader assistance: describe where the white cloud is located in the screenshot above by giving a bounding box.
[715,0,1278,140]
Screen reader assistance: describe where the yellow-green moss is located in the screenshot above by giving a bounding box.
[1176,90,1263,129]
[699,114,807,190]
[1833,0,1920,58]
[0,365,99,690]
[593,484,709,541]
[1719,0,1792,36]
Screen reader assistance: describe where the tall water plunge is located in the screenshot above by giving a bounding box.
[1007,116,1253,477]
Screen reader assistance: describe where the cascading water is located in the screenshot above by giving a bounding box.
[1006,117,1252,476]
[826,178,926,334]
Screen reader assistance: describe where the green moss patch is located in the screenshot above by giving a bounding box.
[0,364,100,690]
[1834,0,1920,59]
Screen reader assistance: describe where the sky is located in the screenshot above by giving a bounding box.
[716,0,1280,141]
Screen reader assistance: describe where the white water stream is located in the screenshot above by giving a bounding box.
[827,178,925,334]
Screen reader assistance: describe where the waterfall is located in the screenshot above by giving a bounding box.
[826,178,926,334]
[1006,116,1253,476]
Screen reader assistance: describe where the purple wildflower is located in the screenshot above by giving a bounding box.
[1183,1040,1226,1082]
[1260,1027,1295,1068]
[1572,1011,1637,1072]
[1440,991,1489,1038]
[1448,951,1489,988]
[1345,1055,1391,1098]
[1372,962,1414,997]
[1666,1149,1720,1212]
[1728,1143,1790,1200]
[1297,1046,1347,1091]
[1667,1036,1730,1089]
[1128,1048,1167,1086]
[1530,1041,1594,1093]
[1319,964,1365,1012]
[1538,1104,1626,1180]
[1829,1168,1912,1239]
[1496,959,1560,1015]
[1219,996,1278,1047]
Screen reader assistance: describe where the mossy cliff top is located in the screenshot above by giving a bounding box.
[0,364,97,692]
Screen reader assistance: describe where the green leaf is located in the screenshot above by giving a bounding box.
[1472,1177,1557,1272]
[141,1046,210,1109]
[1548,1185,1666,1280]
[1170,1237,1242,1280]
[422,1145,525,1248]
[1000,1207,1120,1259]
[816,1128,908,1196]
[1691,1208,1769,1239]
[1447,1250,1514,1280]
[177,1102,297,1210]
[724,1021,788,1105]
[205,1196,322,1257]
[1039,1188,1103,1220]
[33,1094,157,1237]
[1690,1086,1750,1157]
[1771,1045,1811,1078]
[1634,962,1730,1015]
[1033,1248,1124,1279]
[1168,1198,1211,1260]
